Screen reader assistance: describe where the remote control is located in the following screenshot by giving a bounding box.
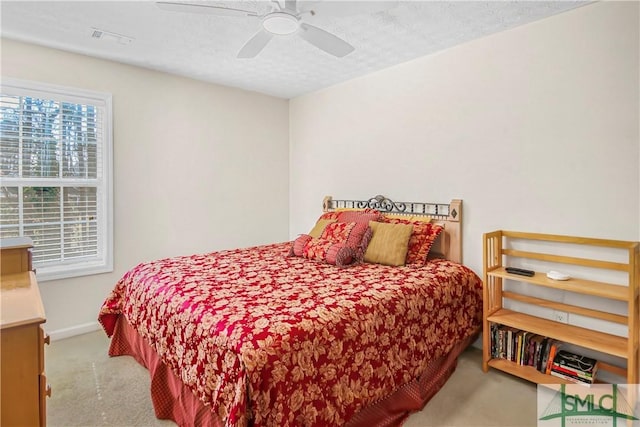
[505,267,535,277]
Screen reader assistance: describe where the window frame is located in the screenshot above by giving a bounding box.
[1,77,113,281]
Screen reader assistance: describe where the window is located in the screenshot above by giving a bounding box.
[0,78,112,281]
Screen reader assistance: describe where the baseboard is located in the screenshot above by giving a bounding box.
[48,321,101,342]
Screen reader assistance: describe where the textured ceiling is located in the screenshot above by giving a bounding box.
[1,1,589,99]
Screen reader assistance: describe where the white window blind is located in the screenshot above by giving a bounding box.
[0,78,113,281]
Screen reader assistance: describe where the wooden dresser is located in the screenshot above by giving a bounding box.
[1,237,50,427]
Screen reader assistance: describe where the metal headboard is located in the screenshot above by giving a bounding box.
[323,194,460,222]
[322,195,463,263]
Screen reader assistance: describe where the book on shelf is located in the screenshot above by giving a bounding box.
[550,350,599,384]
[545,340,563,374]
[536,337,549,372]
[497,326,506,359]
[544,340,563,373]
[490,324,507,360]
[515,330,525,364]
[552,350,598,376]
[488,326,601,384]
[490,324,497,358]
[549,369,594,386]
[504,326,519,361]
[529,335,545,367]
[551,363,594,381]
[489,325,566,375]
[518,331,533,366]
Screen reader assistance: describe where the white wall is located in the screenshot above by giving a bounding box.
[2,1,638,339]
[2,39,290,339]
[290,1,639,277]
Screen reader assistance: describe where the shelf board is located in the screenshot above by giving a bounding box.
[487,267,629,301]
[487,309,628,359]
[487,359,572,384]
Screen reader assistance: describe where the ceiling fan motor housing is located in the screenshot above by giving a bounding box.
[262,12,300,35]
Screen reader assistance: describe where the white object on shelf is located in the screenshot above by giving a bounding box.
[547,270,571,281]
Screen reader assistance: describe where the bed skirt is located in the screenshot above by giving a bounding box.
[108,315,477,427]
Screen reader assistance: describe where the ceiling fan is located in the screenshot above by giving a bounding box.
[156,0,355,59]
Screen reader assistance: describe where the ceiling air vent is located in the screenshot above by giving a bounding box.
[90,27,134,45]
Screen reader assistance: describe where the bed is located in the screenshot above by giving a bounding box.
[98,195,482,427]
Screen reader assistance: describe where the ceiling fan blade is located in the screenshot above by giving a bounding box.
[298,23,354,57]
[156,2,258,17]
[237,30,274,58]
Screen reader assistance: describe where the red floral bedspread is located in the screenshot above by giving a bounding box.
[98,242,482,427]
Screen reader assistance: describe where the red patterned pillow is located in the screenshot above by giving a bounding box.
[337,209,382,224]
[320,221,371,260]
[290,234,313,257]
[382,218,444,265]
[320,221,356,242]
[301,238,355,267]
[317,211,340,221]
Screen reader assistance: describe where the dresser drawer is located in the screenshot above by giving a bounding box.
[40,374,51,427]
[0,237,33,274]
[38,326,50,373]
[0,324,41,426]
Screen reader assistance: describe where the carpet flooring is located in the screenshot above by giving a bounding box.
[46,331,538,426]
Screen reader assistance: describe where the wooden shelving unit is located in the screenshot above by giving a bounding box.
[482,230,639,386]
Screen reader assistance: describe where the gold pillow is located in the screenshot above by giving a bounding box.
[364,221,413,266]
[308,219,337,238]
